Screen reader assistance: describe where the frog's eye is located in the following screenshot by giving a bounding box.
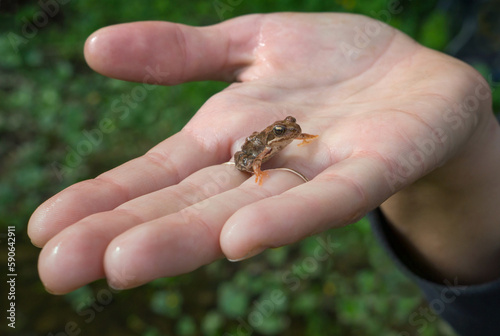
[273,125,286,136]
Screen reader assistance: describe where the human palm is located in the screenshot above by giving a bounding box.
[28,13,491,293]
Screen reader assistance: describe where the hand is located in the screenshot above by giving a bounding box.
[28,13,497,294]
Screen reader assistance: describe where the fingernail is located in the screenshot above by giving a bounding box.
[227,246,266,262]
[106,280,124,291]
[43,285,62,295]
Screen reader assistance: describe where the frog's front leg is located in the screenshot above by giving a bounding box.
[252,147,272,185]
[296,133,318,146]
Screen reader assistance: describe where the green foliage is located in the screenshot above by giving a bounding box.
[419,11,449,50]
[176,315,197,335]
[474,62,500,114]
[150,290,183,318]
[201,311,224,335]
[217,282,250,317]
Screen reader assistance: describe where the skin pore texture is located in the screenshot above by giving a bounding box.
[28,13,500,294]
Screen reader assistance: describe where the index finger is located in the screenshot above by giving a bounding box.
[28,132,227,247]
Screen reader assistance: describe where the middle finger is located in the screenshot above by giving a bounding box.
[104,168,310,289]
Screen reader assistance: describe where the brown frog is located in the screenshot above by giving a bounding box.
[234,116,318,185]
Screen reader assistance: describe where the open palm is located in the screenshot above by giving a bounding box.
[29,13,491,293]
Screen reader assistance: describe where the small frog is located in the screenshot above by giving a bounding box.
[234,116,318,185]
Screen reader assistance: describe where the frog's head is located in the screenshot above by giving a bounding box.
[271,116,302,140]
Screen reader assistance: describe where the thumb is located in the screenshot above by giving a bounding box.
[84,15,262,85]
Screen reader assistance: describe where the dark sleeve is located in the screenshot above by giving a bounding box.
[368,208,500,336]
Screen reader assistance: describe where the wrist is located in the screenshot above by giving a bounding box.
[381,111,500,284]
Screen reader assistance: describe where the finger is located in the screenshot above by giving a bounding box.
[38,164,247,294]
[84,16,262,85]
[28,132,226,247]
[103,169,308,290]
[220,156,393,260]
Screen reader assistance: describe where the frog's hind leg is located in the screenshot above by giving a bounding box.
[252,147,272,185]
[253,165,269,185]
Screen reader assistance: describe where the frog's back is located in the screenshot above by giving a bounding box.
[241,133,266,156]
[234,132,267,172]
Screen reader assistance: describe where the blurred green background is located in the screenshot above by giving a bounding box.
[1,0,498,335]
